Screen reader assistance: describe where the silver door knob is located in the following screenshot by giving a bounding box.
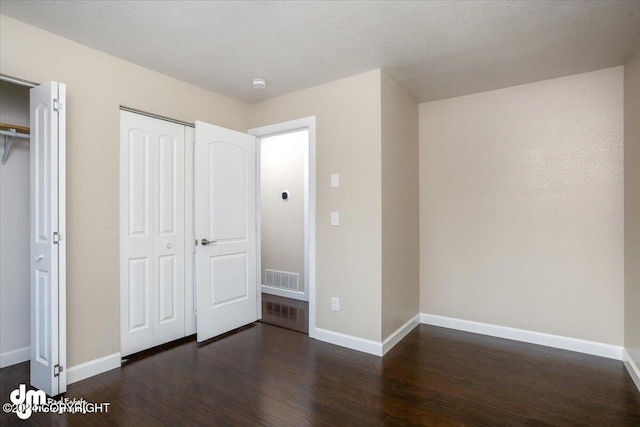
[201,238,217,246]
[35,253,43,261]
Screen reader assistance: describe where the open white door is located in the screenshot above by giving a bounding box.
[30,81,66,395]
[195,122,256,342]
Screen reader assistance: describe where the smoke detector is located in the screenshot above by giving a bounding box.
[252,78,266,89]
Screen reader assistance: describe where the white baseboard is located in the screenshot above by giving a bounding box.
[313,328,383,356]
[313,314,420,357]
[67,352,121,385]
[382,314,420,355]
[261,285,308,302]
[420,313,623,360]
[623,348,640,392]
[0,346,30,368]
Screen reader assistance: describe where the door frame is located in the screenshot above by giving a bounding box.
[249,117,317,338]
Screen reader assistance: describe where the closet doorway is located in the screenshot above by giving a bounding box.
[250,117,317,337]
[0,80,31,372]
[120,110,264,353]
[0,76,67,397]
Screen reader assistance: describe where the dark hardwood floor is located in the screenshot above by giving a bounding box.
[260,293,309,334]
[1,323,639,426]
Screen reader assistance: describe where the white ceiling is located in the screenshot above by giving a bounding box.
[1,1,639,104]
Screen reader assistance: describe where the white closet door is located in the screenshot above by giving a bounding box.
[120,112,155,355]
[152,119,185,345]
[120,111,186,356]
[30,81,66,396]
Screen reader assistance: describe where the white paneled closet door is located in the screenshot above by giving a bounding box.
[120,111,186,357]
[30,81,66,396]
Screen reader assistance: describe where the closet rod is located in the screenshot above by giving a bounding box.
[1,125,30,165]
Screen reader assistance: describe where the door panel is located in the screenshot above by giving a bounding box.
[120,112,155,355]
[128,258,150,331]
[128,129,151,236]
[158,254,176,323]
[35,271,50,363]
[152,120,185,344]
[158,135,177,235]
[195,122,256,342]
[208,143,247,241]
[210,253,248,306]
[30,81,65,396]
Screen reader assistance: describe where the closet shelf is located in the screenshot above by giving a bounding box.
[0,122,30,165]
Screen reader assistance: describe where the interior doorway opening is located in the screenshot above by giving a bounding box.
[250,117,317,337]
[259,130,309,333]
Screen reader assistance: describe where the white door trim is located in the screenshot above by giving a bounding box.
[248,117,317,338]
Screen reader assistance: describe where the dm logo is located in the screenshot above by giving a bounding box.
[10,384,46,420]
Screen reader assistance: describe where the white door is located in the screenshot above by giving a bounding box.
[152,119,186,345]
[119,111,186,356]
[195,122,257,342]
[30,81,66,396]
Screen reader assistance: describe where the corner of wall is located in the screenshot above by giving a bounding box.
[380,72,420,341]
[624,45,640,385]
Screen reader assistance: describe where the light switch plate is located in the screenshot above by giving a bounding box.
[331,173,340,188]
[331,211,340,226]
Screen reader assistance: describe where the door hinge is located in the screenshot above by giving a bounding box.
[54,364,64,377]
[53,99,64,111]
[53,232,62,244]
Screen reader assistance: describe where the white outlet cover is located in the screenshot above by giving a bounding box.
[331,297,340,311]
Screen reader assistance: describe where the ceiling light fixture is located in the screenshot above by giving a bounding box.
[252,78,266,89]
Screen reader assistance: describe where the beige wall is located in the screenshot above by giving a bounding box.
[625,48,640,365]
[0,15,247,366]
[0,81,31,359]
[260,131,306,291]
[381,73,420,340]
[419,67,624,345]
[249,70,383,341]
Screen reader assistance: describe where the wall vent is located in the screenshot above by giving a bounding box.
[265,269,300,291]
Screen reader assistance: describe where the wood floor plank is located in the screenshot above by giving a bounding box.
[1,323,639,426]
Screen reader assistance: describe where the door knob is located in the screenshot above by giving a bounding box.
[201,238,217,246]
[35,253,43,261]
